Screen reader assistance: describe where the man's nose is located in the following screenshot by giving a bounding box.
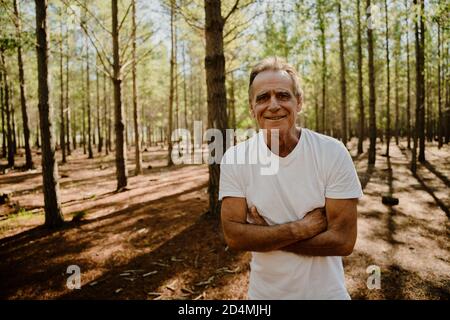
[268,95,280,112]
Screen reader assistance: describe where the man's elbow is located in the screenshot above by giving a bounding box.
[338,238,356,256]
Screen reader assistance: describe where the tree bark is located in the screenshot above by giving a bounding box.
[0,50,14,167]
[132,0,142,175]
[167,0,175,166]
[357,0,365,154]
[85,39,93,159]
[415,0,425,163]
[437,22,442,148]
[318,1,327,134]
[65,29,71,155]
[204,0,229,216]
[13,0,33,169]
[59,18,66,163]
[338,1,348,146]
[384,0,391,157]
[1,83,5,158]
[367,0,377,165]
[405,0,411,149]
[112,0,128,189]
[96,55,102,153]
[34,0,64,228]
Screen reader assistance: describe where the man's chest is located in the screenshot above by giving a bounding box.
[243,162,326,224]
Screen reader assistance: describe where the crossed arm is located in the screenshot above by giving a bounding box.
[220,197,358,256]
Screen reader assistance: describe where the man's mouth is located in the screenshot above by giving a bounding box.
[264,115,287,120]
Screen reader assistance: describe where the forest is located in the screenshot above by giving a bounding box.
[0,0,449,300]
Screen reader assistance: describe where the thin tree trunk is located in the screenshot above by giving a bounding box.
[416,0,425,163]
[1,83,5,158]
[183,44,188,130]
[437,22,442,148]
[132,0,142,175]
[34,0,64,228]
[103,68,109,155]
[357,0,365,154]
[65,28,71,155]
[204,0,229,216]
[96,55,102,153]
[394,28,400,145]
[59,18,66,163]
[405,0,411,149]
[86,40,93,159]
[13,0,33,169]
[11,89,17,155]
[167,0,175,166]
[338,1,347,146]
[318,1,327,134]
[112,0,128,189]
[384,0,391,157]
[0,50,14,167]
[367,0,377,165]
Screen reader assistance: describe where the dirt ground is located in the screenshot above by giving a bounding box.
[0,138,449,300]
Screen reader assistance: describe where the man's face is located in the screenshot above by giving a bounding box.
[249,70,301,134]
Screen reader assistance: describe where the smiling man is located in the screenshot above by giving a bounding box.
[219,57,363,300]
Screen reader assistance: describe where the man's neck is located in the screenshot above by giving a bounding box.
[264,127,302,157]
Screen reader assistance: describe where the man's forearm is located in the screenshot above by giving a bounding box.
[281,229,352,256]
[223,219,315,252]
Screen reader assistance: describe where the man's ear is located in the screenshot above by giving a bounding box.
[296,95,302,112]
[249,101,256,118]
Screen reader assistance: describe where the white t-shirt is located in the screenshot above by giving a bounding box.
[219,128,363,300]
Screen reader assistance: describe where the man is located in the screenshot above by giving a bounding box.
[219,57,363,299]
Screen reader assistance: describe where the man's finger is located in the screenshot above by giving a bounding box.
[249,206,268,225]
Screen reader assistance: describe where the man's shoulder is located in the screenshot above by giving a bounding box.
[303,128,346,152]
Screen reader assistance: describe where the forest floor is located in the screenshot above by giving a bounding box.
[0,138,449,300]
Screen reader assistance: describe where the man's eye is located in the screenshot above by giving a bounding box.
[256,95,269,102]
[276,93,289,100]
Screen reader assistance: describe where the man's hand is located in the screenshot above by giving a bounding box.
[247,206,269,226]
[247,206,327,239]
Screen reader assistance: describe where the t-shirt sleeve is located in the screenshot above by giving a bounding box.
[324,142,363,199]
[218,149,246,200]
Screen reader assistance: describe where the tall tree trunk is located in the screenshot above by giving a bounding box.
[85,40,93,159]
[437,22,442,148]
[13,0,33,169]
[11,89,17,155]
[183,44,188,130]
[132,0,142,175]
[367,0,377,165]
[384,0,391,157]
[405,0,411,149]
[81,44,86,155]
[34,0,64,228]
[103,68,109,155]
[204,0,229,216]
[318,1,327,134]
[112,0,128,189]
[357,0,365,154]
[65,28,71,155]
[59,18,66,163]
[0,51,14,167]
[415,0,425,163]
[167,0,175,166]
[1,83,5,158]
[96,55,102,153]
[394,25,400,145]
[338,1,347,146]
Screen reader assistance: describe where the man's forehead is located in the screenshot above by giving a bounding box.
[252,70,294,93]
